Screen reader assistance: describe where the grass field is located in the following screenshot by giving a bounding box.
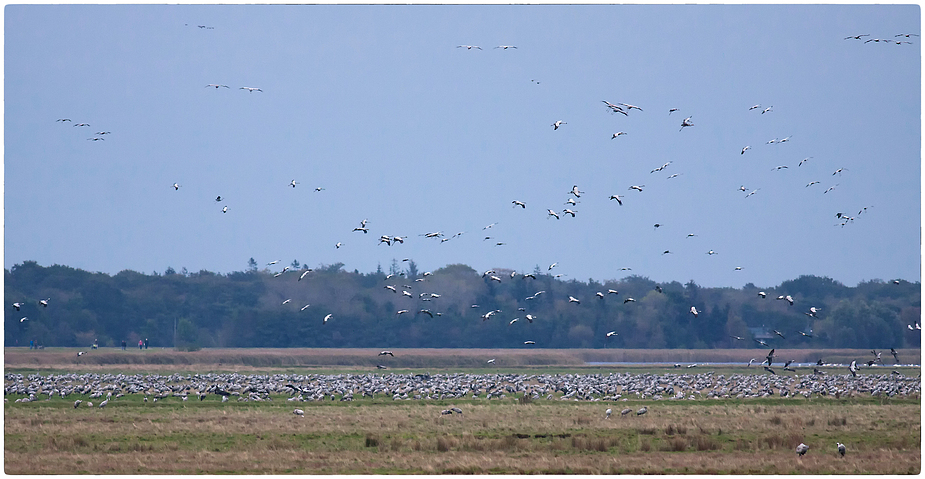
[4,348,921,474]
[4,395,920,474]
[6,347,921,373]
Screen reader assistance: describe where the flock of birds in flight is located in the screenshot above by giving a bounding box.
[43,31,917,354]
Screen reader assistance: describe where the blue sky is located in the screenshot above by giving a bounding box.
[4,4,921,288]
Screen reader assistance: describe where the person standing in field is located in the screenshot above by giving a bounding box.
[121,340,126,351]
[144,338,148,349]
[138,339,143,350]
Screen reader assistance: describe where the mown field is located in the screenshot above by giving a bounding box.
[5,348,921,474]
[4,394,920,474]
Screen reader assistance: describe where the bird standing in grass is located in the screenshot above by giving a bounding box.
[837,442,846,457]
[797,443,809,456]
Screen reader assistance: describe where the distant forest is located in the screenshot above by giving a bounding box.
[5,260,921,350]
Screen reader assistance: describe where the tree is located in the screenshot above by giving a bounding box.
[247,258,258,272]
[291,259,301,269]
[406,259,419,278]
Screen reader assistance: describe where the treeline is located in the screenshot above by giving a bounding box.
[5,260,920,350]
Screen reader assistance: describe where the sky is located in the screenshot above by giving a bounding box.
[3,4,921,288]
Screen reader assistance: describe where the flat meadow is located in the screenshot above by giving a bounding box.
[4,348,921,474]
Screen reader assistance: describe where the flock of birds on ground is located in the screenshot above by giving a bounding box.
[6,367,919,458]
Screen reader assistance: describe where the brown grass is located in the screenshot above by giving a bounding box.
[6,347,919,372]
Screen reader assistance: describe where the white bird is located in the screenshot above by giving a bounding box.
[487,358,496,363]
[749,104,761,110]
[569,185,583,198]
[609,195,623,205]
[293,409,305,416]
[636,407,648,416]
[300,304,310,311]
[456,45,482,50]
[172,183,181,190]
[806,181,820,187]
[512,200,526,208]
[837,442,846,457]
[39,299,49,307]
[547,209,559,219]
[618,102,643,111]
[74,400,82,408]
[849,360,858,377]
[523,341,535,345]
[99,399,108,408]
[611,132,627,139]
[552,120,566,130]
[799,157,813,167]
[741,146,751,154]
[706,250,717,255]
[562,209,577,217]
[596,292,605,299]
[606,331,618,337]
[281,299,291,305]
[568,296,580,304]
[796,443,809,456]
[773,165,788,171]
[628,185,644,192]
[690,306,699,317]
[525,314,536,323]
[290,180,299,188]
[222,206,228,213]
[679,116,693,131]
[758,291,767,298]
[378,350,394,356]
[745,189,759,198]
[206,84,229,89]
[824,184,839,194]
[494,45,517,49]
[509,318,518,325]
[77,351,86,356]
[761,106,773,114]
[240,86,263,92]
[20,317,28,323]
[623,298,636,304]
[605,408,612,419]
[323,313,332,324]
[734,266,743,271]
[608,289,619,295]
[335,242,343,249]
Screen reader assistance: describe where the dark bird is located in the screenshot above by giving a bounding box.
[764,366,776,375]
[891,348,899,363]
[837,442,846,457]
[844,34,869,40]
[773,330,786,339]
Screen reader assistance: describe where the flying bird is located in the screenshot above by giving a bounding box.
[206,84,229,88]
[547,209,560,220]
[609,195,623,205]
[606,331,618,337]
[240,87,263,92]
[457,45,482,50]
[611,132,627,139]
[679,116,693,131]
[551,120,567,130]
[494,45,517,49]
[323,313,332,324]
[690,306,699,317]
[512,200,526,208]
[845,34,869,40]
[378,351,394,357]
